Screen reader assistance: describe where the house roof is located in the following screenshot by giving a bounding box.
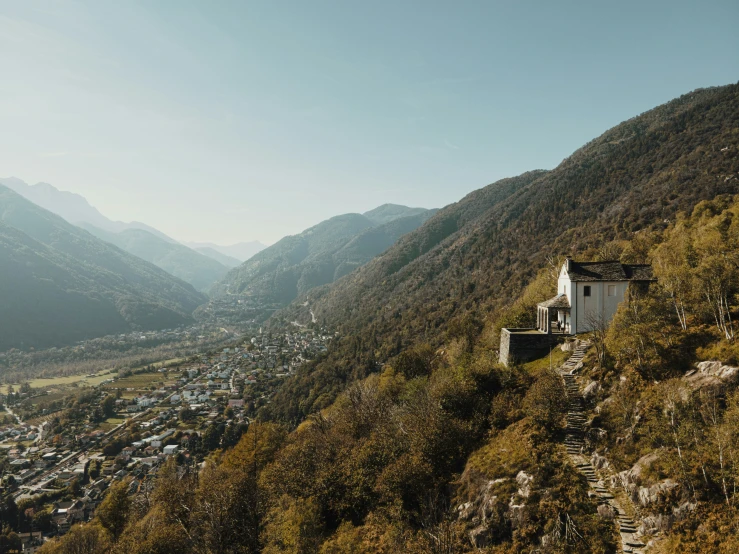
[566,261,655,282]
[538,294,571,308]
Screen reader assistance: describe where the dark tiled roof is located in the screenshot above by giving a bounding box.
[566,261,655,282]
[538,294,571,308]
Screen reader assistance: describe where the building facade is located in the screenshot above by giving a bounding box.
[500,258,654,366]
[536,258,654,335]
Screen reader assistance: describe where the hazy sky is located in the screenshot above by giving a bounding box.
[1,1,737,244]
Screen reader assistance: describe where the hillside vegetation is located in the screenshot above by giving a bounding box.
[80,224,230,291]
[39,194,739,554]
[211,205,436,306]
[0,185,206,350]
[271,83,739,422]
[34,84,739,554]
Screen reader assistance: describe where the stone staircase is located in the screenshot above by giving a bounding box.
[559,341,646,554]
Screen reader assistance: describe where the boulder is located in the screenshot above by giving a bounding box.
[639,514,673,535]
[636,479,679,507]
[516,471,534,498]
[597,504,616,519]
[583,381,601,399]
[457,502,474,520]
[685,361,739,389]
[469,526,491,549]
[618,451,661,488]
[591,452,610,470]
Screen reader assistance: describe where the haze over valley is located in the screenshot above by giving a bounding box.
[0,2,738,553]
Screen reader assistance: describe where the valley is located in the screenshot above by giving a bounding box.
[1,74,737,554]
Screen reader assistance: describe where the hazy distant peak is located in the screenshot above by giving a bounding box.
[184,241,267,262]
[0,176,182,245]
[363,203,433,226]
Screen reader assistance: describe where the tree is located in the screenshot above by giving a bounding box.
[178,407,195,423]
[193,464,260,554]
[101,396,116,418]
[523,369,567,432]
[96,481,130,541]
[652,228,695,330]
[262,495,322,554]
[585,310,609,368]
[37,522,110,554]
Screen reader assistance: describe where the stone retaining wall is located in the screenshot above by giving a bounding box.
[499,328,559,366]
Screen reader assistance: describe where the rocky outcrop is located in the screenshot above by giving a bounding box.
[615,451,661,489]
[684,361,739,389]
[516,471,534,498]
[583,381,601,400]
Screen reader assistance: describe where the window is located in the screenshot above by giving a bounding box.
[608,284,616,296]
[583,285,591,297]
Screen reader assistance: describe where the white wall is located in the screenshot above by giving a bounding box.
[575,280,628,332]
[558,267,575,332]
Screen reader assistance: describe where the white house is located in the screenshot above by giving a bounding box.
[536,258,654,335]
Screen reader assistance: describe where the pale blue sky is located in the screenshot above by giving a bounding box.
[0,1,737,244]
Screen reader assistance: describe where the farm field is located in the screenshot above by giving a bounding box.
[0,371,115,395]
[100,371,168,396]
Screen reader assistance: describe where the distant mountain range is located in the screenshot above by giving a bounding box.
[0,184,206,350]
[78,224,231,291]
[184,241,267,263]
[0,177,176,242]
[210,204,437,306]
[0,177,264,288]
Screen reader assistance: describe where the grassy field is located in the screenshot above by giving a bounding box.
[522,345,571,373]
[135,357,188,371]
[0,371,115,395]
[100,371,165,394]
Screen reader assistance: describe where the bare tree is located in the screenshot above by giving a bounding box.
[584,310,609,367]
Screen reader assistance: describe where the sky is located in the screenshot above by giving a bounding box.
[0,1,737,245]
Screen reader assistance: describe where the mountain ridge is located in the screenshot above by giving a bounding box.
[0,177,177,243]
[267,83,739,422]
[0,184,206,350]
[79,223,230,292]
[210,205,437,307]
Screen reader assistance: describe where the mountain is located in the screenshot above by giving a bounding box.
[184,241,267,262]
[269,83,739,421]
[210,205,436,306]
[362,203,430,225]
[79,224,230,292]
[191,246,242,268]
[0,185,206,350]
[0,177,178,243]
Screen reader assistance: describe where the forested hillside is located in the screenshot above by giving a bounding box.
[0,185,206,350]
[39,193,739,554]
[211,205,436,306]
[33,84,739,554]
[271,83,739,422]
[80,224,230,291]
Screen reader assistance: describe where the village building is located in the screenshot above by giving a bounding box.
[500,258,654,366]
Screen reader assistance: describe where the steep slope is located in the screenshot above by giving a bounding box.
[270,83,739,421]
[192,246,242,268]
[0,177,178,243]
[210,206,436,306]
[80,224,229,291]
[0,185,206,350]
